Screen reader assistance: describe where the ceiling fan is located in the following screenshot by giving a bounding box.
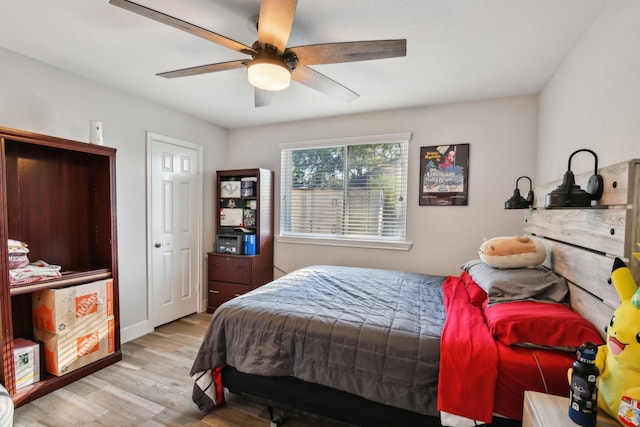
[109,0,407,107]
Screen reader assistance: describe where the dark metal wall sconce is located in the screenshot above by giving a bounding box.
[544,149,604,208]
[505,176,534,209]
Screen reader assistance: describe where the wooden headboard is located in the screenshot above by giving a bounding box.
[524,159,640,338]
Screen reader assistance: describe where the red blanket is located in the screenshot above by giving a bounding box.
[437,275,498,423]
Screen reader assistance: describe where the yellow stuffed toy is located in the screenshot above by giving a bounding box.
[595,257,640,425]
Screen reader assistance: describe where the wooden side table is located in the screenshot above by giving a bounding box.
[523,391,619,427]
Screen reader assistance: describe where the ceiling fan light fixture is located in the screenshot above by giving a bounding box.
[247,56,291,91]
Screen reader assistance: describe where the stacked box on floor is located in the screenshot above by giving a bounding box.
[32,279,115,376]
[13,338,40,389]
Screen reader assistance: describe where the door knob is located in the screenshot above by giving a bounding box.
[154,242,162,248]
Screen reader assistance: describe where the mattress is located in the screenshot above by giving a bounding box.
[493,341,575,420]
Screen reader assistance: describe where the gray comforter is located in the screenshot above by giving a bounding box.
[191,265,446,416]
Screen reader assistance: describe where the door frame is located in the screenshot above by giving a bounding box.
[146,131,204,328]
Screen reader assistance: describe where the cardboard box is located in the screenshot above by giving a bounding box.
[32,279,113,334]
[33,316,115,376]
[13,338,40,389]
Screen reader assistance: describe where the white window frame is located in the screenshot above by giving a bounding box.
[278,132,412,250]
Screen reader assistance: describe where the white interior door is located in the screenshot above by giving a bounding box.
[148,133,202,327]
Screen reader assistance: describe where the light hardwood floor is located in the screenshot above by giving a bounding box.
[12,312,327,427]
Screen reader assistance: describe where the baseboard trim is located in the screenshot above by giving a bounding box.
[120,319,153,344]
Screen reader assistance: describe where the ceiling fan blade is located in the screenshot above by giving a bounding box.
[291,66,359,103]
[290,39,406,66]
[257,0,297,53]
[157,60,247,79]
[109,0,256,55]
[254,89,273,108]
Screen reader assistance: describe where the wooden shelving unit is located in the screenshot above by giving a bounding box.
[0,126,121,407]
[207,168,273,312]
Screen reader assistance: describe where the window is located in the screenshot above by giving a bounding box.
[280,133,410,246]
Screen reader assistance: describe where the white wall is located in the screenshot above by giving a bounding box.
[226,96,538,277]
[538,0,640,183]
[0,48,228,342]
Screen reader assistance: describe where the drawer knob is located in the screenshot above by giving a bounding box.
[209,289,220,294]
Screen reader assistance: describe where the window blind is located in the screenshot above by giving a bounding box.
[280,133,410,243]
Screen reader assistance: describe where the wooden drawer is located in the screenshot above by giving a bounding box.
[208,254,252,285]
[208,281,251,308]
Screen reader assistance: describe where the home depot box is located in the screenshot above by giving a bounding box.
[13,338,40,389]
[32,279,113,334]
[33,316,115,376]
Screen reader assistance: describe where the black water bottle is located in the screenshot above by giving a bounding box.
[568,342,599,427]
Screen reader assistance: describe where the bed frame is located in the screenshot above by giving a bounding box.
[221,158,640,427]
[222,366,443,427]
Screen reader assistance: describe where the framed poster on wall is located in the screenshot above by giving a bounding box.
[419,143,469,206]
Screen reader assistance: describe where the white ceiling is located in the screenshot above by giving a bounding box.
[0,0,608,129]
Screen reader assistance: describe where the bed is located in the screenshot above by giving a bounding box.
[191,158,640,427]
[192,266,447,424]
